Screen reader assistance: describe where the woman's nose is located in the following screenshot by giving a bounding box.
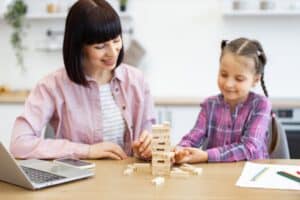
[106,43,119,57]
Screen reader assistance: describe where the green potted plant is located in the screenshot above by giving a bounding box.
[119,0,128,12]
[4,0,27,72]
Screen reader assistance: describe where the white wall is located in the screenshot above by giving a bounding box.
[1,0,300,98]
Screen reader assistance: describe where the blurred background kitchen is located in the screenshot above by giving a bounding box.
[0,0,300,157]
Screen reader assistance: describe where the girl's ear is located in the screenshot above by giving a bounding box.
[252,74,261,87]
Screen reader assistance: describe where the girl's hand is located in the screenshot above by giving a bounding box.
[173,147,208,164]
[132,130,152,160]
[88,142,128,160]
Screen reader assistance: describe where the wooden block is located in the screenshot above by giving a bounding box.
[152,151,172,158]
[127,164,137,170]
[152,147,172,154]
[151,176,165,186]
[152,165,171,176]
[170,170,190,178]
[152,170,170,176]
[123,167,134,175]
[151,140,171,147]
[192,168,203,175]
[133,163,151,172]
[179,164,203,175]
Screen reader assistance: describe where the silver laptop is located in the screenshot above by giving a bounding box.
[0,142,94,190]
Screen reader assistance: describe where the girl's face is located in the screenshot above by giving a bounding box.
[218,52,260,108]
[82,35,122,72]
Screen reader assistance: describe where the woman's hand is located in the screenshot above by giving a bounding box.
[173,147,208,164]
[88,142,128,160]
[132,130,152,160]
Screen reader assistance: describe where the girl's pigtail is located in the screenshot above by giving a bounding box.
[260,74,269,97]
[221,40,228,50]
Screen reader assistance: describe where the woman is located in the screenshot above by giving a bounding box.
[10,0,155,160]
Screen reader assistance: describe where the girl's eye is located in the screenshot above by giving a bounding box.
[221,73,227,78]
[236,77,245,82]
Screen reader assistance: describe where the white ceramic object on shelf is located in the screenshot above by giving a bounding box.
[0,0,13,15]
[222,0,300,16]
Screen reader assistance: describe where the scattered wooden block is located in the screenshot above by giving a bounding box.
[170,168,189,178]
[123,167,134,175]
[133,163,151,172]
[179,164,203,175]
[151,176,165,186]
[127,164,136,170]
[193,168,203,175]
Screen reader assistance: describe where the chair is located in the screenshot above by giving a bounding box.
[268,115,290,159]
[43,124,55,139]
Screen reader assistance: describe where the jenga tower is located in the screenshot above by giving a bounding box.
[151,122,172,176]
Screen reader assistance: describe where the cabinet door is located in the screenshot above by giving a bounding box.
[155,105,200,145]
[0,105,23,148]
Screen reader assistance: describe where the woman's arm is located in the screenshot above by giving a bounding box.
[132,76,155,160]
[10,82,90,159]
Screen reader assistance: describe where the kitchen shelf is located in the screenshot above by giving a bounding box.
[26,13,67,19]
[1,11,132,20]
[222,9,300,16]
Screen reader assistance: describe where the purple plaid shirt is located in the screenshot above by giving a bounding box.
[178,92,272,162]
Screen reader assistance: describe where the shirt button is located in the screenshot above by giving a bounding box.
[115,88,119,92]
[122,105,126,110]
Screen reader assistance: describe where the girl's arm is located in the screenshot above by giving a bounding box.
[206,98,271,162]
[10,82,89,159]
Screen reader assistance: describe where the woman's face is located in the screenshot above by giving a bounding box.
[82,35,122,72]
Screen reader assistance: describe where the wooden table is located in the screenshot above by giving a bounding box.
[0,159,299,199]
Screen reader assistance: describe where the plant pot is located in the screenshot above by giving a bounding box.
[120,4,126,12]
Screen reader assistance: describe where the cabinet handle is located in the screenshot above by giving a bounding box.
[158,110,163,124]
[166,110,172,127]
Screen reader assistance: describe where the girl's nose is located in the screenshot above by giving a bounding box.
[225,79,235,88]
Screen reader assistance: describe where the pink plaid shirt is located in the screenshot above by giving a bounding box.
[179,92,272,162]
[10,64,155,159]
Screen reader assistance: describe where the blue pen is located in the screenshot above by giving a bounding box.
[251,167,269,181]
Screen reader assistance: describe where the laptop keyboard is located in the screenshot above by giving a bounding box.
[21,166,66,184]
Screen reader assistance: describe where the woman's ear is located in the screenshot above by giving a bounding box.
[252,74,261,87]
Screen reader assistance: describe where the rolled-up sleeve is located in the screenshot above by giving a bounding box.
[10,82,90,159]
[178,103,207,148]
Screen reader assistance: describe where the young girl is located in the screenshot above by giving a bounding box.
[10,0,155,160]
[174,38,272,163]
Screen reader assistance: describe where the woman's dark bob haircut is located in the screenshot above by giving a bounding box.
[63,0,124,86]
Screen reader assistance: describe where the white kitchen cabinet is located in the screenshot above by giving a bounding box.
[155,105,200,146]
[0,104,24,148]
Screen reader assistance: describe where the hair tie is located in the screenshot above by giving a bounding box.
[221,40,229,49]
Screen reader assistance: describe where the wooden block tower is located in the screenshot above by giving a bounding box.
[151,122,172,176]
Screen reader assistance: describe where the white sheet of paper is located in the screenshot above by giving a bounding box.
[236,162,300,190]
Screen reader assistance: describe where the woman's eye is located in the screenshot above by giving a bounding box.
[95,45,105,49]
